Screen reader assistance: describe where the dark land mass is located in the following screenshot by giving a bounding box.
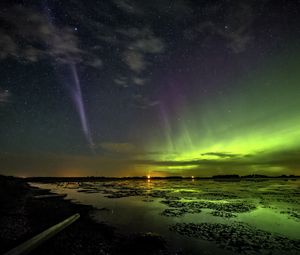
[0,175,167,255]
[24,174,300,183]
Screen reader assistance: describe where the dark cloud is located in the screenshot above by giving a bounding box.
[0,5,165,109]
[0,33,18,59]
[123,50,146,72]
[113,0,144,15]
[132,77,147,86]
[132,94,160,109]
[113,77,128,87]
[131,36,164,54]
[190,1,268,53]
[119,27,165,73]
[201,152,244,158]
[0,88,11,104]
[113,0,192,18]
[196,20,252,54]
[0,6,102,67]
[253,149,300,167]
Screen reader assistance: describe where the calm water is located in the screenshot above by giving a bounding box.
[30,179,300,255]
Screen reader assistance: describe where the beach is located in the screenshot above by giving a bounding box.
[1,175,300,255]
[0,176,167,255]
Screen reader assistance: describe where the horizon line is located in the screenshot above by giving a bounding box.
[5,174,299,179]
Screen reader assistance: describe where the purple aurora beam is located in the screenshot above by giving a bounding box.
[70,64,94,150]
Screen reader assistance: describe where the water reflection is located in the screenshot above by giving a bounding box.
[31,179,300,254]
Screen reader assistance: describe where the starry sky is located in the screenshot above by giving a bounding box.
[1,0,300,177]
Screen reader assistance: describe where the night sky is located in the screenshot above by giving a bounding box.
[1,0,300,177]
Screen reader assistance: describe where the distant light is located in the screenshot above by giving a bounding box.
[191,176,194,179]
[74,27,78,31]
[147,175,151,179]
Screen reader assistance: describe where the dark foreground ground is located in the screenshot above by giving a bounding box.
[0,176,167,255]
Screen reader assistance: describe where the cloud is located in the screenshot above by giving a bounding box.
[0,88,11,104]
[0,5,165,113]
[132,77,147,85]
[124,50,146,72]
[0,33,18,59]
[115,75,147,86]
[87,59,103,68]
[196,21,252,54]
[97,34,118,44]
[119,28,164,73]
[192,1,264,53]
[119,27,165,54]
[113,0,192,19]
[222,2,256,53]
[201,152,245,158]
[114,77,128,87]
[132,94,160,109]
[113,0,144,15]
[0,6,102,67]
[0,5,164,94]
[131,37,164,53]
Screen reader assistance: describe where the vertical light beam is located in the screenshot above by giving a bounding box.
[70,64,94,150]
[42,3,95,152]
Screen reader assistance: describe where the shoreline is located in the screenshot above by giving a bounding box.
[0,176,167,255]
[24,175,300,183]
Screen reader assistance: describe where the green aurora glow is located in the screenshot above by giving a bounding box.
[145,51,300,176]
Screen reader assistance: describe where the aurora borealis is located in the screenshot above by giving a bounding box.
[145,50,300,175]
[0,0,300,177]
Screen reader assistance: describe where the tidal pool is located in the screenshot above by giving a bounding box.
[30,179,300,254]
